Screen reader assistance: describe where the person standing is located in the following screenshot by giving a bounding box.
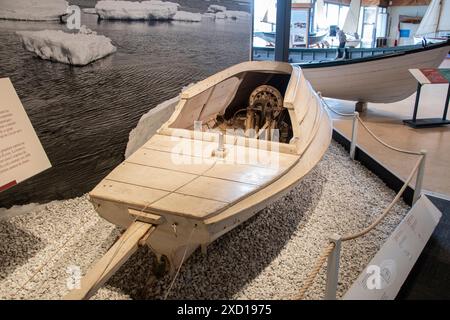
[336,26,347,59]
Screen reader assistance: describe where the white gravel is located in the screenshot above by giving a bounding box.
[0,141,410,300]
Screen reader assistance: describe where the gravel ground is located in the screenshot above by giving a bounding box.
[0,141,410,300]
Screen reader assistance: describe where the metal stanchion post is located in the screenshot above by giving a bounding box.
[350,112,359,160]
[413,150,427,204]
[324,234,342,300]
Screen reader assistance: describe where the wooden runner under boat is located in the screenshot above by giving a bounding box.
[64,61,332,299]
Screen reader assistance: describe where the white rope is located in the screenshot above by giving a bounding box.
[356,117,423,156]
[319,95,355,117]
[164,226,196,300]
[319,95,423,156]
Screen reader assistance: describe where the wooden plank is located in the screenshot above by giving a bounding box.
[128,208,165,224]
[223,144,298,169]
[106,162,197,192]
[89,180,169,207]
[204,162,282,186]
[177,176,259,203]
[127,148,214,175]
[150,193,227,218]
[63,221,154,300]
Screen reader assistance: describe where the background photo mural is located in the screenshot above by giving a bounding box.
[0,0,252,207]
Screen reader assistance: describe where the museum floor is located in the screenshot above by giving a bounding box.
[326,58,450,199]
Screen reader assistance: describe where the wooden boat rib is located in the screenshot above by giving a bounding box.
[64,61,332,299]
[301,40,450,103]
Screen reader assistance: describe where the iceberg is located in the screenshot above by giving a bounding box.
[172,11,202,22]
[0,0,68,21]
[207,5,226,13]
[17,28,117,66]
[215,12,226,19]
[95,0,179,20]
[82,8,97,15]
[224,10,250,20]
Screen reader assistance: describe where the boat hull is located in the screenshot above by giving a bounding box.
[89,61,332,272]
[301,41,450,103]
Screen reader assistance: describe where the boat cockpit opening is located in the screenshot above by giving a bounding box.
[168,71,294,144]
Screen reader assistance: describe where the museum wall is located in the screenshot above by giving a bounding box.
[387,5,428,45]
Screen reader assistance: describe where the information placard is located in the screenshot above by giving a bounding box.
[343,196,441,300]
[0,78,51,192]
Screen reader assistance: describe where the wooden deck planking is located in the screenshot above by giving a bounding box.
[150,193,227,218]
[127,148,215,175]
[176,176,260,203]
[90,180,169,207]
[106,162,197,192]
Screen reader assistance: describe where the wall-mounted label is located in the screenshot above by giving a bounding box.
[0,78,51,192]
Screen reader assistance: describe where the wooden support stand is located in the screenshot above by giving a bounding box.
[63,221,155,300]
[355,101,367,113]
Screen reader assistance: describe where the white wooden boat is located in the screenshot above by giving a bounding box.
[64,61,332,299]
[301,40,450,103]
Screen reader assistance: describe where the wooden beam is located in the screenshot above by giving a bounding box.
[63,221,155,300]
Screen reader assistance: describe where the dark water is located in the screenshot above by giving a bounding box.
[0,13,250,207]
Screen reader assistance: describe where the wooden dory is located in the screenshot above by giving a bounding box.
[301,40,450,103]
[64,61,332,299]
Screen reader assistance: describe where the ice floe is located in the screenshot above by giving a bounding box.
[172,11,202,22]
[82,8,97,15]
[224,10,250,20]
[207,5,227,13]
[95,0,179,20]
[0,0,68,21]
[17,27,116,66]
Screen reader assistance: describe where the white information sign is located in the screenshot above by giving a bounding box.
[0,78,51,192]
[344,195,441,299]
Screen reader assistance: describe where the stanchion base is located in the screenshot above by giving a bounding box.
[403,118,450,128]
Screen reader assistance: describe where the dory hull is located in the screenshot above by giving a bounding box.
[89,61,332,272]
[301,41,450,103]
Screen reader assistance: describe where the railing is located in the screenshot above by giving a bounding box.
[252,44,421,64]
[295,96,427,300]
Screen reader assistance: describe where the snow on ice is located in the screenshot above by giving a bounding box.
[95,0,179,20]
[17,27,116,66]
[172,11,202,22]
[0,0,68,21]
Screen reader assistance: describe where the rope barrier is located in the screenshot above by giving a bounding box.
[355,117,423,156]
[295,97,427,300]
[341,155,423,241]
[295,242,336,300]
[320,95,423,156]
[319,95,355,117]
